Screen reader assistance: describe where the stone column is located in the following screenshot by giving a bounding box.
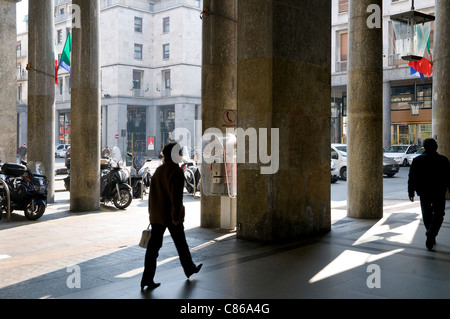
[201,0,237,228]
[70,0,101,212]
[383,81,391,149]
[347,0,383,219]
[0,0,19,163]
[27,0,55,203]
[433,0,450,163]
[237,0,331,242]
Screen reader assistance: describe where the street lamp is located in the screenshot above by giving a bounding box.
[409,81,422,116]
[390,0,435,61]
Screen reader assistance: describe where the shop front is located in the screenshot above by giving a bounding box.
[58,111,71,145]
[390,82,432,146]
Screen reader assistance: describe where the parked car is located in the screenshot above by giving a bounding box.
[383,156,399,177]
[331,143,347,181]
[65,146,71,168]
[407,147,424,165]
[55,144,70,158]
[384,144,419,166]
[331,160,339,183]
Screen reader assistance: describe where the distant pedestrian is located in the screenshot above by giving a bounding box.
[141,141,202,290]
[18,143,27,163]
[101,145,111,158]
[408,138,450,250]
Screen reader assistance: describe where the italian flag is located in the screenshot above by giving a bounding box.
[60,32,71,73]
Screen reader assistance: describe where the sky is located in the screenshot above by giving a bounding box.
[16,0,28,33]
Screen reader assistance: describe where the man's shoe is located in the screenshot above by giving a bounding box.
[186,264,203,279]
[141,282,160,290]
[425,231,435,251]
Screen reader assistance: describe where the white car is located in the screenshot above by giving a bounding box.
[407,147,424,165]
[384,144,419,166]
[55,144,70,158]
[331,143,347,181]
[331,160,339,183]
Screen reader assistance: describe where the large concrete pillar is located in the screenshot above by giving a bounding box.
[347,0,383,219]
[201,0,237,228]
[433,0,450,162]
[70,0,101,212]
[0,0,19,163]
[237,0,331,242]
[27,0,56,203]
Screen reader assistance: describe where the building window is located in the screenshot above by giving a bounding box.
[59,79,63,95]
[337,32,347,72]
[18,84,22,101]
[338,0,348,13]
[134,17,143,32]
[391,84,432,111]
[194,0,200,8]
[132,70,144,97]
[162,70,171,96]
[163,17,170,33]
[57,29,62,44]
[134,44,143,59]
[127,107,147,155]
[149,3,155,12]
[163,44,170,59]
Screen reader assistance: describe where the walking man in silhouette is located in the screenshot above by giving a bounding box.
[408,138,450,250]
[141,141,202,290]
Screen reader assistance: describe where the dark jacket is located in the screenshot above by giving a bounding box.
[148,161,185,226]
[408,151,450,198]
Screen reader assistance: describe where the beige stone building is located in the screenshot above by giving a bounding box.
[17,0,202,157]
[331,0,435,147]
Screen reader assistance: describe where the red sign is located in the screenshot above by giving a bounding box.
[115,134,119,139]
[148,137,155,150]
[223,110,237,127]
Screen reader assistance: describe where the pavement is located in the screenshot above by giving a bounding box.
[1,162,450,309]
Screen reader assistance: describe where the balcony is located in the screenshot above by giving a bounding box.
[17,49,27,58]
[131,89,144,97]
[336,60,347,73]
[388,54,408,67]
[17,72,27,81]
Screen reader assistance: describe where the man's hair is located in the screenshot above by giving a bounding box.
[161,141,181,163]
[423,138,438,153]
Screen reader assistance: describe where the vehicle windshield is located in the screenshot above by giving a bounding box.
[110,146,124,168]
[0,147,7,165]
[25,161,46,175]
[335,146,347,157]
[385,145,408,153]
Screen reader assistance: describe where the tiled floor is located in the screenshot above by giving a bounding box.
[1,189,450,303]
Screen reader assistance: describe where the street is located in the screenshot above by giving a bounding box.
[331,166,412,203]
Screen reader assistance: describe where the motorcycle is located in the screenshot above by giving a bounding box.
[0,161,49,221]
[64,146,133,209]
[180,149,201,197]
[126,153,152,199]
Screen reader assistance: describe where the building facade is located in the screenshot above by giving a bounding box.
[331,0,434,148]
[17,0,202,158]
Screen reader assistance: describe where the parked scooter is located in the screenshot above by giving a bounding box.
[0,161,49,220]
[100,147,132,209]
[126,153,152,199]
[180,147,201,196]
[64,146,132,209]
